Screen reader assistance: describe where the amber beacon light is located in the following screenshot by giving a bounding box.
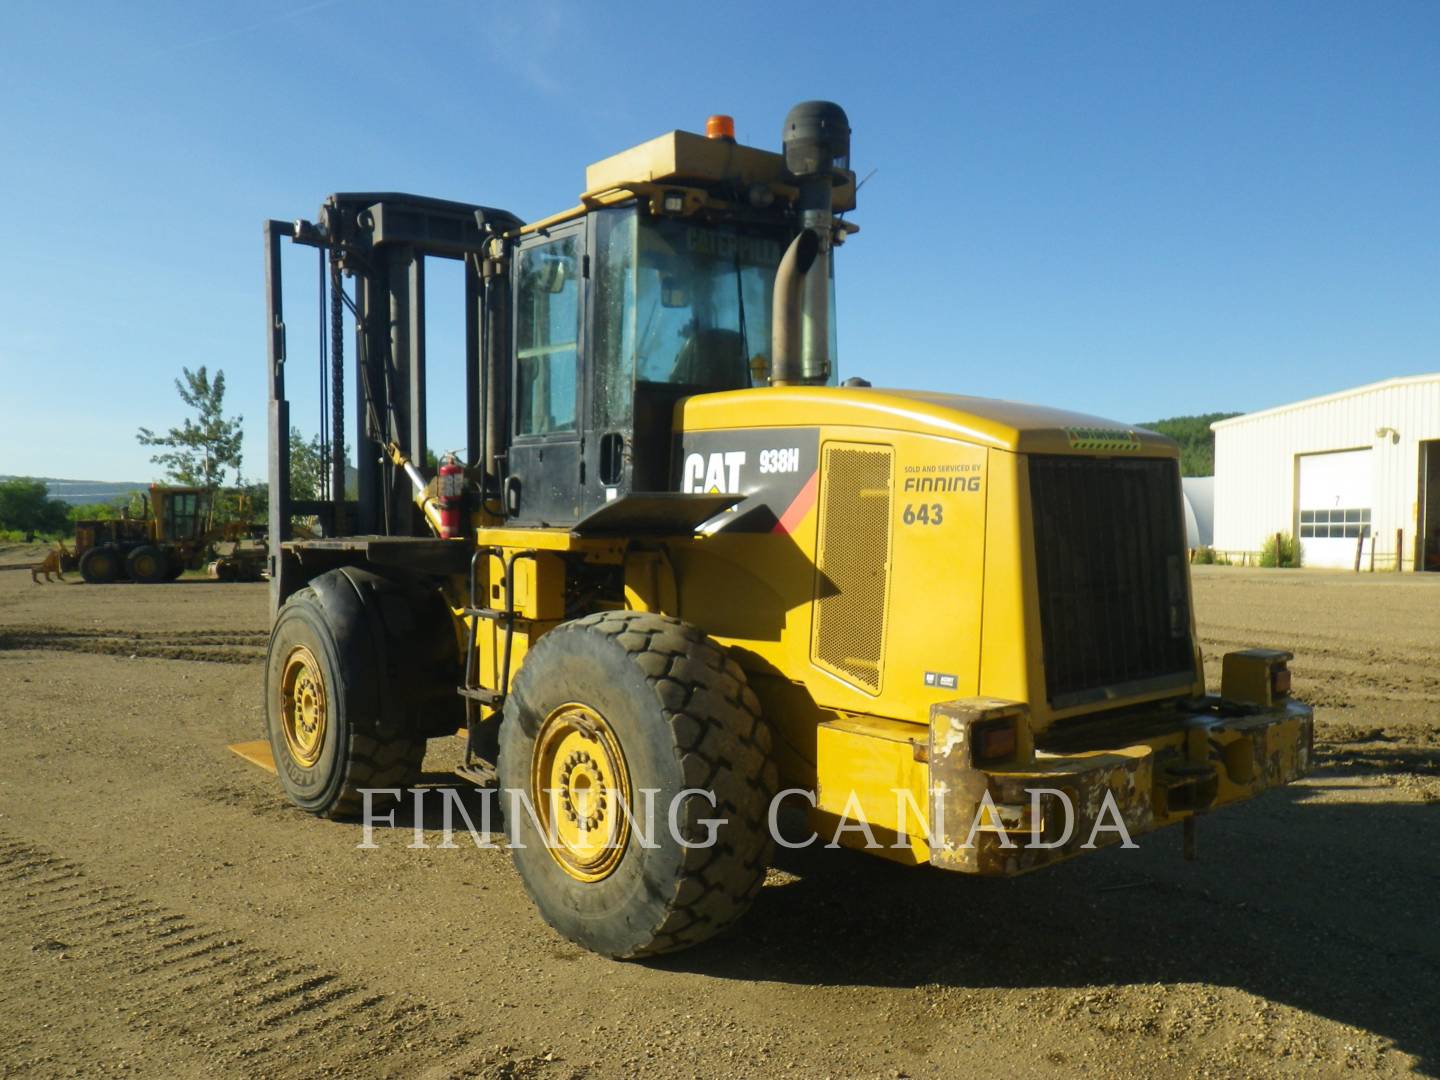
[706,114,735,140]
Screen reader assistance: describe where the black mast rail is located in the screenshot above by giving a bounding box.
[263,194,521,614]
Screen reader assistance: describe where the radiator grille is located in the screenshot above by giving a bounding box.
[1029,455,1194,709]
[812,444,892,694]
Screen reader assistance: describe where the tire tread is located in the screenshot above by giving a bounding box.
[524,610,779,958]
[266,582,427,821]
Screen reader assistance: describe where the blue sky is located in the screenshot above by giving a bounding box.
[1,1,1435,482]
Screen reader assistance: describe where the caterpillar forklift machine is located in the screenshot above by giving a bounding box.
[256,101,1312,959]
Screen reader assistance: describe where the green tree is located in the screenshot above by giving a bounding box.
[67,493,144,523]
[1136,412,1241,477]
[0,478,72,537]
[288,428,351,502]
[288,427,323,502]
[136,366,244,489]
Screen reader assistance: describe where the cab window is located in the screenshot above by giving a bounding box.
[167,492,200,538]
[514,236,580,436]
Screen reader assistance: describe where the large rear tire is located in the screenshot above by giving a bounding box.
[79,547,120,584]
[264,568,436,819]
[498,611,777,959]
[126,545,169,584]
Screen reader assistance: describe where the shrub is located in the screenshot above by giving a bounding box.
[1191,546,1230,566]
[1259,532,1301,568]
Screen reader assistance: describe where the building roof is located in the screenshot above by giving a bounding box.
[1211,373,1440,430]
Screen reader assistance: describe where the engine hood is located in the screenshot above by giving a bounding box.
[676,385,1179,458]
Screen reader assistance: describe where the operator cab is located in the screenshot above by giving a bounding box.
[146,485,210,542]
[506,208,838,525]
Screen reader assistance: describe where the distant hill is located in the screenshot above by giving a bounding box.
[1134,413,1240,477]
[0,476,149,506]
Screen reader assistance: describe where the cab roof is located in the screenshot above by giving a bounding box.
[584,129,856,214]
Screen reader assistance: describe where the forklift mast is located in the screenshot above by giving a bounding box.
[263,193,522,609]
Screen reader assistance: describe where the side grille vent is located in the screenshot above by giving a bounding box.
[812,443,893,694]
[1029,454,1194,709]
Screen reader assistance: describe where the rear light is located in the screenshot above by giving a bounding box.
[1221,648,1294,708]
[1271,666,1291,698]
[974,721,1017,763]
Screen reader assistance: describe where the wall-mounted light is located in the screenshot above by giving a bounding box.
[1375,426,1400,444]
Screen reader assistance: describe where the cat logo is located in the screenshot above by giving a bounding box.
[682,451,745,494]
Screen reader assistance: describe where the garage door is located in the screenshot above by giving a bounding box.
[1297,449,1372,568]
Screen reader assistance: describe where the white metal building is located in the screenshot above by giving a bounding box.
[1211,374,1440,571]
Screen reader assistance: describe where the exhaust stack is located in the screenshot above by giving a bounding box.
[771,101,851,387]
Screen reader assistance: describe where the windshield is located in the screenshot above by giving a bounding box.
[635,219,778,388]
[592,209,837,426]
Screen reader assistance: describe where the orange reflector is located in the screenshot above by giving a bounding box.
[706,114,735,140]
[975,723,1017,763]
[1272,667,1291,697]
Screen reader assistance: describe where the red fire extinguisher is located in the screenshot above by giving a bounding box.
[437,453,465,539]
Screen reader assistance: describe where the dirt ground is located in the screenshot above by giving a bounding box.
[0,546,1436,1079]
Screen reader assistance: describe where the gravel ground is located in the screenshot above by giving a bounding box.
[0,548,1436,1078]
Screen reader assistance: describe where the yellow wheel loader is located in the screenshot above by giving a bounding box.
[256,102,1312,959]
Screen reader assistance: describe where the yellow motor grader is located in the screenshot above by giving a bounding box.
[56,485,264,583]
[255,102,1312,958]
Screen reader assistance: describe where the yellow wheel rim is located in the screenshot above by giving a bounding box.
[531,703,631,882]
[134,553,157,578]
[279,645,327,768]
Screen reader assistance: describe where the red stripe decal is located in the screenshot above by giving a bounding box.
[772,470,820,535]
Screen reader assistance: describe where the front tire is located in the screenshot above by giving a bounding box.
[264,569,429,819]
[79,547,120,584]
[126,545,169,584]
[498,611,777,959]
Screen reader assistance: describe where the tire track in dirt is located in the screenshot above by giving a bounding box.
[1197,627,1440,713]
[1200,640,1435,683]
[1199,627,1434,671]
[1201,654,1439,706]
[0,833,472,1077]
[1198,618,1435,651]
[0,625,266,664]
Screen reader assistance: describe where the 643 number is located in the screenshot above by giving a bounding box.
[902,502,944,526]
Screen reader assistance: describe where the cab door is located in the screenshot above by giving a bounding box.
[505,223,585,525]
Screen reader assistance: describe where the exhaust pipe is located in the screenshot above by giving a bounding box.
[771,228,820,387]
[770,101,850,387]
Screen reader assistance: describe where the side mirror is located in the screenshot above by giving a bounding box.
[537,255,571,294]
